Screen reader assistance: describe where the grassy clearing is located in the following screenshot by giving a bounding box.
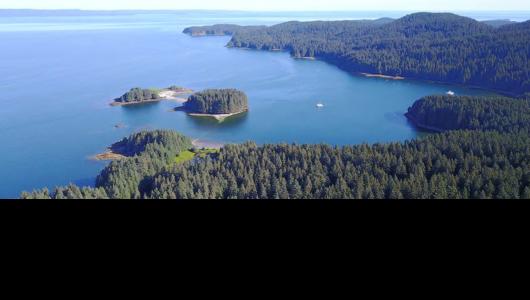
[195,148,219,158]
[174,148,220,164]
[174,150,196,164]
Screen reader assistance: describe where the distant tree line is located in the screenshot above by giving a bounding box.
[185,89,248,114]
[190,13,530,95]
[183,24,266,36]
[168,85,186,92]
[21,185,109,200]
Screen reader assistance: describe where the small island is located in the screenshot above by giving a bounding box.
[110,85,193,106]
[180,89,249,121]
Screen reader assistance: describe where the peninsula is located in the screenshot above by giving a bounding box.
[405,95,530,133]
[180,89,249,121]
[183,13,530,96]
[110,85,193,106]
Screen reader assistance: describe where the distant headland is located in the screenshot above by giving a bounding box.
[183,24,265,37]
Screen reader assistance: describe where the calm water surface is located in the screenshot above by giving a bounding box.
[0,11,513,197]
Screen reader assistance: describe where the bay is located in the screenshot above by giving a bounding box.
[0,11,514,197]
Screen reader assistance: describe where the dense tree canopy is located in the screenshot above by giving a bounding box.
[114,88,159,104]
[185,89,249,114]
[95,131,192,199]
[482,19,518,28]
[145,131,529,199]
[406,95,530,134]
[187,13,530,95]
[22,129,530,200]
[21,185,109,200]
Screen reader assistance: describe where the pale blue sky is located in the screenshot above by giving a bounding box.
[1,0,529,11]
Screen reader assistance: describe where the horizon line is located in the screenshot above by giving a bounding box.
[2,8,530,12]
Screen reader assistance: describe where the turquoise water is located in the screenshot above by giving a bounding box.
[0,11,507,197]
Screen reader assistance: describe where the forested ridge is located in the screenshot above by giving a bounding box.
[185,13,530,95]
[184,89,249,114]
[21,94,530,199]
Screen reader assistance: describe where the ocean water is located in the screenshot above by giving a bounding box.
[0,10,521,198]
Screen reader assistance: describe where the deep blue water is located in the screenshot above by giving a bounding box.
[0,11,520,198]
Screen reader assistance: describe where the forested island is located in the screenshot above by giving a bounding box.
[111,86,192,106]
[21,93,530,199]
[180,89,249,121]
[184,13,530,96]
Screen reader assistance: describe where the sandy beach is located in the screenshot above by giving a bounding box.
[188,110,246,121]
[192,139,226,149]
[361,73,405,80]
[295,56,316,60]
[158,89,192,101]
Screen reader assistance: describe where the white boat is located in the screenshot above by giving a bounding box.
[446,90,456,96]
[316,102,325,108]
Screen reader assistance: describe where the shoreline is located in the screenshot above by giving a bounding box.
[229,46,407,80]
[187,110,247,121]
[404,113,444,133]
[228,45,513,97]
[192,139,226,149]
[361,73,405,80]
[295,56,316,60]
[111,97,188,107]
[90,149,127,161]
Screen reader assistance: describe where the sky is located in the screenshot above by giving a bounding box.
[1,0,529,11]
